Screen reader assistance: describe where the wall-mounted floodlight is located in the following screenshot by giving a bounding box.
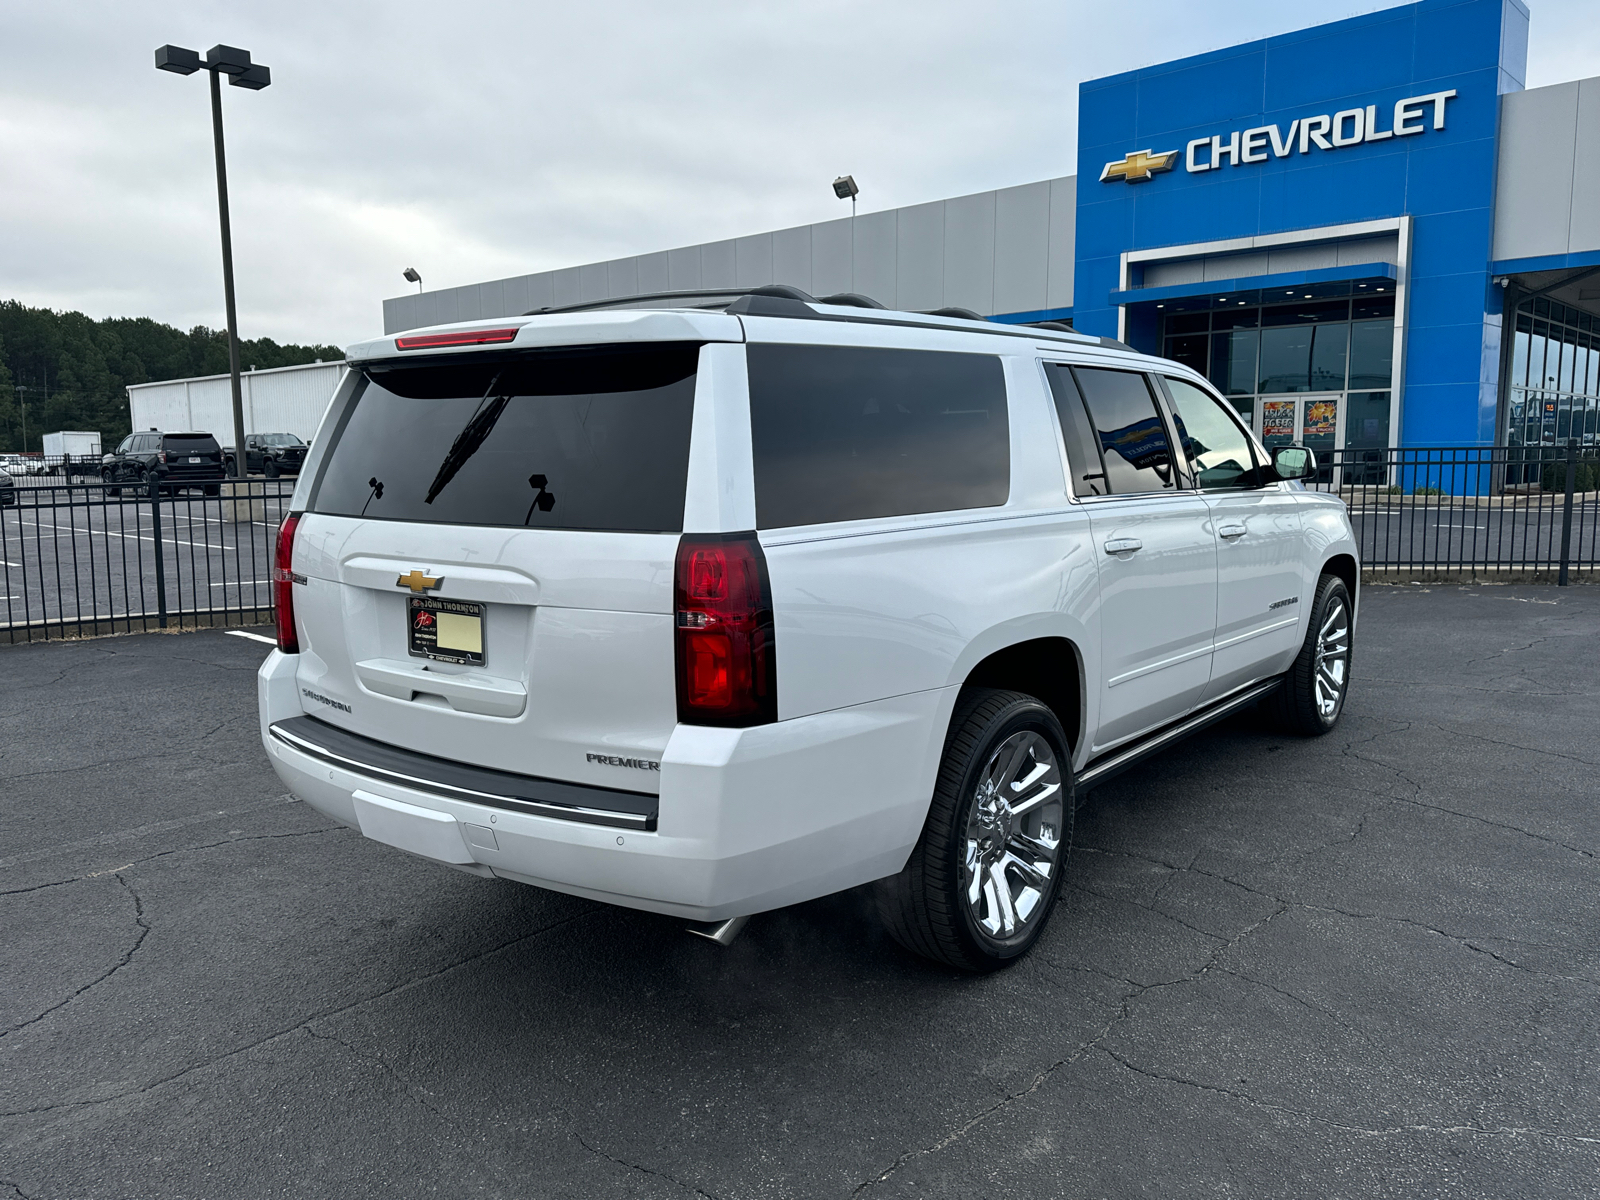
[403,267,423,293]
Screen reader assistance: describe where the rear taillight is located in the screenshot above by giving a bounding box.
[158,450,168,464]
[273,513,301,653]
[674,533,776,727]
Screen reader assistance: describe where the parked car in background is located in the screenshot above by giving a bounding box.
[259,285,1359,972]
[101,431,226,495]
[224,433,308,477]
[1,454,45,476]
[0,466,15,506]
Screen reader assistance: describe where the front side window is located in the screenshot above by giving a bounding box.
[1164,377,1259,490]
[747,343,1009,529]
[310,344,699,532]
[1072,368,1178,493]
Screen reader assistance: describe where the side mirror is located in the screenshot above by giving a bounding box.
[1271,444,1316,481]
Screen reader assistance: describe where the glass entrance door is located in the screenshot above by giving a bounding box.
[1256,395,1343,483]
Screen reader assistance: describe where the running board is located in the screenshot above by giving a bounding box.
[1077,678,1282,792]
[684,915,751,946]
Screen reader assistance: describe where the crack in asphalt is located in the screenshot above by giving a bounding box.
[0,909,601,1120]
[1099,1047,1600,1146]
[851,904,1291,1193]
[1,873,151,1041]
[0,793,299,871]
[572,1132,723,1199]
[1425,721,1600,769]
[304,1026,458,1126]
[0,826,345,902]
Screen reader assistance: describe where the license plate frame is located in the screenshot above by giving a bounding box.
[407,596,486,666]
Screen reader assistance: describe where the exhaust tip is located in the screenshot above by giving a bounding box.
[684,915,750,947]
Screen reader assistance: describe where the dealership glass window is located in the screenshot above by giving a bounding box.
[1507,300,1600,449]
[1209,329,1259,397]
[1348,319,1395,389]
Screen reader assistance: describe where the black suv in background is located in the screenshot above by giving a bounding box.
[101,431,226,495]
[223,433,308,477]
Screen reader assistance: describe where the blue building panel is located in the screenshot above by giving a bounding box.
[1075,0,1530,447]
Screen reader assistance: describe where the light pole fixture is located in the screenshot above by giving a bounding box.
[156,42,272,480]
[403,267,423,293]
[833,174,859,218]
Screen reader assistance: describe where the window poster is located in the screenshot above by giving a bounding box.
[1304,400,1338,436]
[1262,400,1296,441]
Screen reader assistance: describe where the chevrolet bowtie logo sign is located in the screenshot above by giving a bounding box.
[1099,148,1179,183]
[397,569,443,594]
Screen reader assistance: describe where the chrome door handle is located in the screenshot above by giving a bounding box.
[1217,523,1247,540]
[1103,537,1143,555]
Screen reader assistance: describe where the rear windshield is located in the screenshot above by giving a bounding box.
[310,344,699,532]
[164,434,219,449]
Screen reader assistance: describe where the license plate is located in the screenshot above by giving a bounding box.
[407,597,485,665]
[189,456,201,463]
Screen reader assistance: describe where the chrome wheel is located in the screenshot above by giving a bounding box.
[962,731,1064,942]
[1314,598,1350,718]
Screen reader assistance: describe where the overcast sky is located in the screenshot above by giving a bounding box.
[3,0,1596,349]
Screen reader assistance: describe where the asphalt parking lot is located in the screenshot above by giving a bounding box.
[2,586,1597,1199]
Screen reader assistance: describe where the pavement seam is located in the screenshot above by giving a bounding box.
[303,1025,459,1127]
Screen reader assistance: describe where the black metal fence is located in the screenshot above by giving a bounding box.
[3,445,1596,645]
[1313,443,1597,583]
[2,478,295,644]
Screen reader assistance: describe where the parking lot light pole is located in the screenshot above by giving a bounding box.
[155,43,271,481]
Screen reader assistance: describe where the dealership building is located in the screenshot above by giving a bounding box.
[382,0,1598,455]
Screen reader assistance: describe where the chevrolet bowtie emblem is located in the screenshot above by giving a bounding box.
[397,569,443,594]
[1100,148,1179,184]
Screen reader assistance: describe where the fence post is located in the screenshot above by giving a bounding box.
[149,474,169,627]
[1558,439,1577,587]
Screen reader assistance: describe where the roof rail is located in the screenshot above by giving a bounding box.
[517,282,1107,348]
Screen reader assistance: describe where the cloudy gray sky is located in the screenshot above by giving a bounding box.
[3,0,1596,348]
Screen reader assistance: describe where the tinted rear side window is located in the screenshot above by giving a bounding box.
[1072,368,1178,494]
[310,344,699,532]
[747,344,1009,529]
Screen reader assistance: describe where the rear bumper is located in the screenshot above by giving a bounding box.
[258,649,951,920]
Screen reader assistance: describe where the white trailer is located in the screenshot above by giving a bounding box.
[42,431,102,458]
[125,360,346,447]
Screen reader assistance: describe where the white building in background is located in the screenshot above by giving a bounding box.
[125,360,346,446]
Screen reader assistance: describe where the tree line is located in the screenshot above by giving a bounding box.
[0,300,343,454]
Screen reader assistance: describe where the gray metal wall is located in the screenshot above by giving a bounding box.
[382,177,1076,334]
[1493,75,1600,263]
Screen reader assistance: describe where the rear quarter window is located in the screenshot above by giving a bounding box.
[747,343,1009,529]
[308,343,699,532]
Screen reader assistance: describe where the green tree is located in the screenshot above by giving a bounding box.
[0,300,343,453]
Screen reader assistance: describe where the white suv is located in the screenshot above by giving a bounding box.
[258,285,1357,971]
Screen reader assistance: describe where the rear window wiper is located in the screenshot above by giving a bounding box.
[424,375,508,505]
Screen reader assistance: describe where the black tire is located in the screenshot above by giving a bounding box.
[875,688,1075,972]
[103,470,120,497]
[264,458,280,478]
[1265,573,1353,736]
[204,483,221,497]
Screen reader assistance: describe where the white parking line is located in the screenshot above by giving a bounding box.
[226,629,277,645]
[209,580,271,588]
